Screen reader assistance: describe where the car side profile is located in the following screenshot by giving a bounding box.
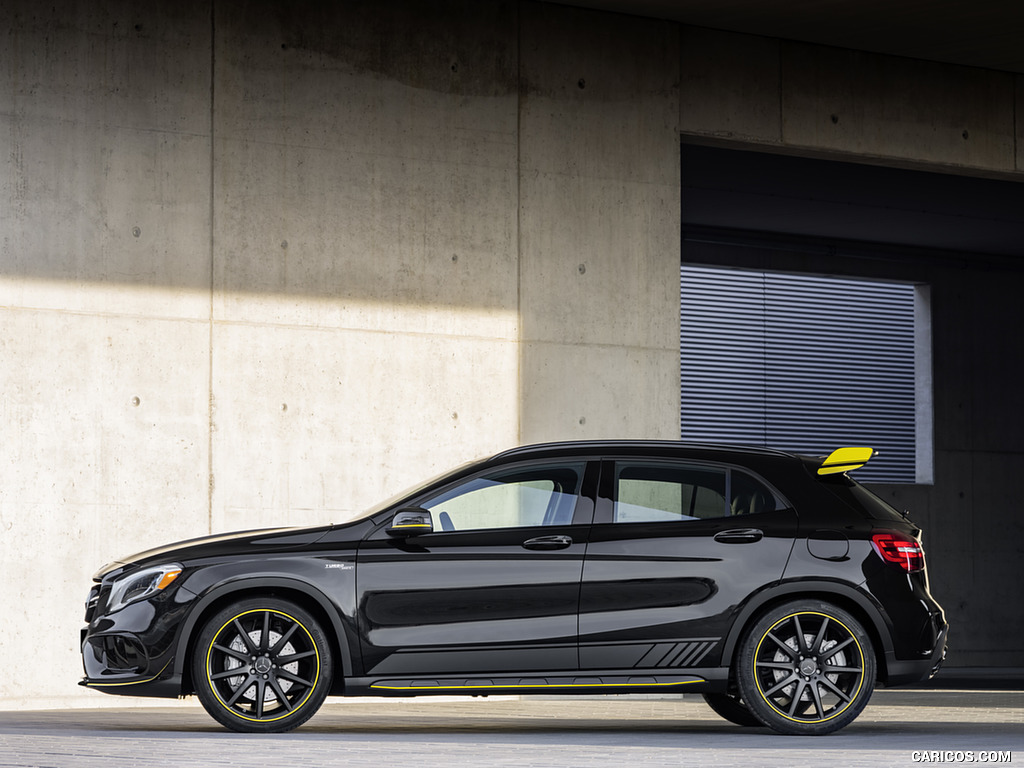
[80,441,947,735]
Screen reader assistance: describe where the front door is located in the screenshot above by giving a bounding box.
[356,460,596,677]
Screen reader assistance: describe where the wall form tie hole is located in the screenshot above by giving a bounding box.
[131,396,141,407]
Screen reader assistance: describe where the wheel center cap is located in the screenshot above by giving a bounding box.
[799,659,818,676]
[254,656,272,674]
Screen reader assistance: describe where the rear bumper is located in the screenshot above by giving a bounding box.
[884,623,948,686]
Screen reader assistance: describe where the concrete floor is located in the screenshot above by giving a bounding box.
[1,689,1021,768]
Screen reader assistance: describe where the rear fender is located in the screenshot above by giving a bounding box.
[721,580,895,681]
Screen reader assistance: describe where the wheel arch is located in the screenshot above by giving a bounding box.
[722,580,894,685]
[175,577,352,696]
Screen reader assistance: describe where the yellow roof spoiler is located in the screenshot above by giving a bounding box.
[817,447,875,476]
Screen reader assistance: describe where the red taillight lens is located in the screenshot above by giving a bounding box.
[871,531,925,573]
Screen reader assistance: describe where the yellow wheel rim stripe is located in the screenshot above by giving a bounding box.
[206,608,320,723]
[752,610,865,724]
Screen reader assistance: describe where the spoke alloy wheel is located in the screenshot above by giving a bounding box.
[206,608,321,723]
[752,610,865,725]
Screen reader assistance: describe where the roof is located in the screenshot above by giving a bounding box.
[489,440,801,463]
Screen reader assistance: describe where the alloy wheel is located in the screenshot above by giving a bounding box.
[194,599,332,732]
[738,600,875,735]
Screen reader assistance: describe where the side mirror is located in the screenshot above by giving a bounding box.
[386,507,434,537]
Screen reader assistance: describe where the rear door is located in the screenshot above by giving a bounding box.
[578,458,797,671]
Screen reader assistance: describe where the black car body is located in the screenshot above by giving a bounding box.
[80,441,947,735]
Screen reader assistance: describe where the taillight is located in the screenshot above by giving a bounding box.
[871,531,925,572]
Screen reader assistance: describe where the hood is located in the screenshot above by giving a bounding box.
[94,525,334,580]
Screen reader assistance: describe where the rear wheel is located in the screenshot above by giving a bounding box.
[701,692,762,727]
[737,600,876,735]
[192,597,333,733]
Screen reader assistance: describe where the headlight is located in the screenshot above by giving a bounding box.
[106,564,183,614]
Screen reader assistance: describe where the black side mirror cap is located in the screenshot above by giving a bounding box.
[386,508,434,537]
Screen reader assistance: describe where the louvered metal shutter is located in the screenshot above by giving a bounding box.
[680,265,916,483]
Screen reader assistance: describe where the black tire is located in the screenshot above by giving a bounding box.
[702,692,763,727]
[192,597,333,733]
[736,599,876,736]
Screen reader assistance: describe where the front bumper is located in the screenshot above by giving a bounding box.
[80,582,192,699]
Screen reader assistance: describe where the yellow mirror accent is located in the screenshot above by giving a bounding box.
[818,447,874,475]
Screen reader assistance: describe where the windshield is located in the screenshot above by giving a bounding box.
[336,456,484,524]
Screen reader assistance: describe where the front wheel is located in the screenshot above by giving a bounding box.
[192,597,333,733]
[736,600,876,735]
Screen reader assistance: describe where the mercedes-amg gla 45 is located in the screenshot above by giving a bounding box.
[81,441,947,735]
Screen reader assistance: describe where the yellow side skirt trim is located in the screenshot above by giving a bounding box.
[371,679,703,691]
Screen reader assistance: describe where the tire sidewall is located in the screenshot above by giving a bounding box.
[701,692,763,727]
[737,599,876,736]
[192,597,333,733]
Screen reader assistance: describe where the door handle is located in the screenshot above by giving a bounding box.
[522,535,573,551]
[714,528,763,544]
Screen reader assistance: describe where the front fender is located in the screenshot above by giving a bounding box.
[172,573,355,690]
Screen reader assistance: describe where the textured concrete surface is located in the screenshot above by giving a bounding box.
[1,691,1021,768]
[679,27,781,143]
[518,2,681,443]
[781,43,1016,170]
[679,26,1023,174]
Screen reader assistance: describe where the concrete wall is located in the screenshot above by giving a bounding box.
[209,0,524,532]
[0,0,1020,708]
[518,3,681,443]
[679,26,1023,175]
[2,1,216,710]
[1,0,681,709]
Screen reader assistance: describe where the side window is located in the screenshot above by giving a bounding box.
[613,464,780,522]
[730,471,779,516]
[614,463,726,523]
[422,463,585,532]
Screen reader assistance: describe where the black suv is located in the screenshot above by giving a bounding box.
[80,441,946,735]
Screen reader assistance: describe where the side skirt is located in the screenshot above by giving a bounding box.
[340,668,728,697]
